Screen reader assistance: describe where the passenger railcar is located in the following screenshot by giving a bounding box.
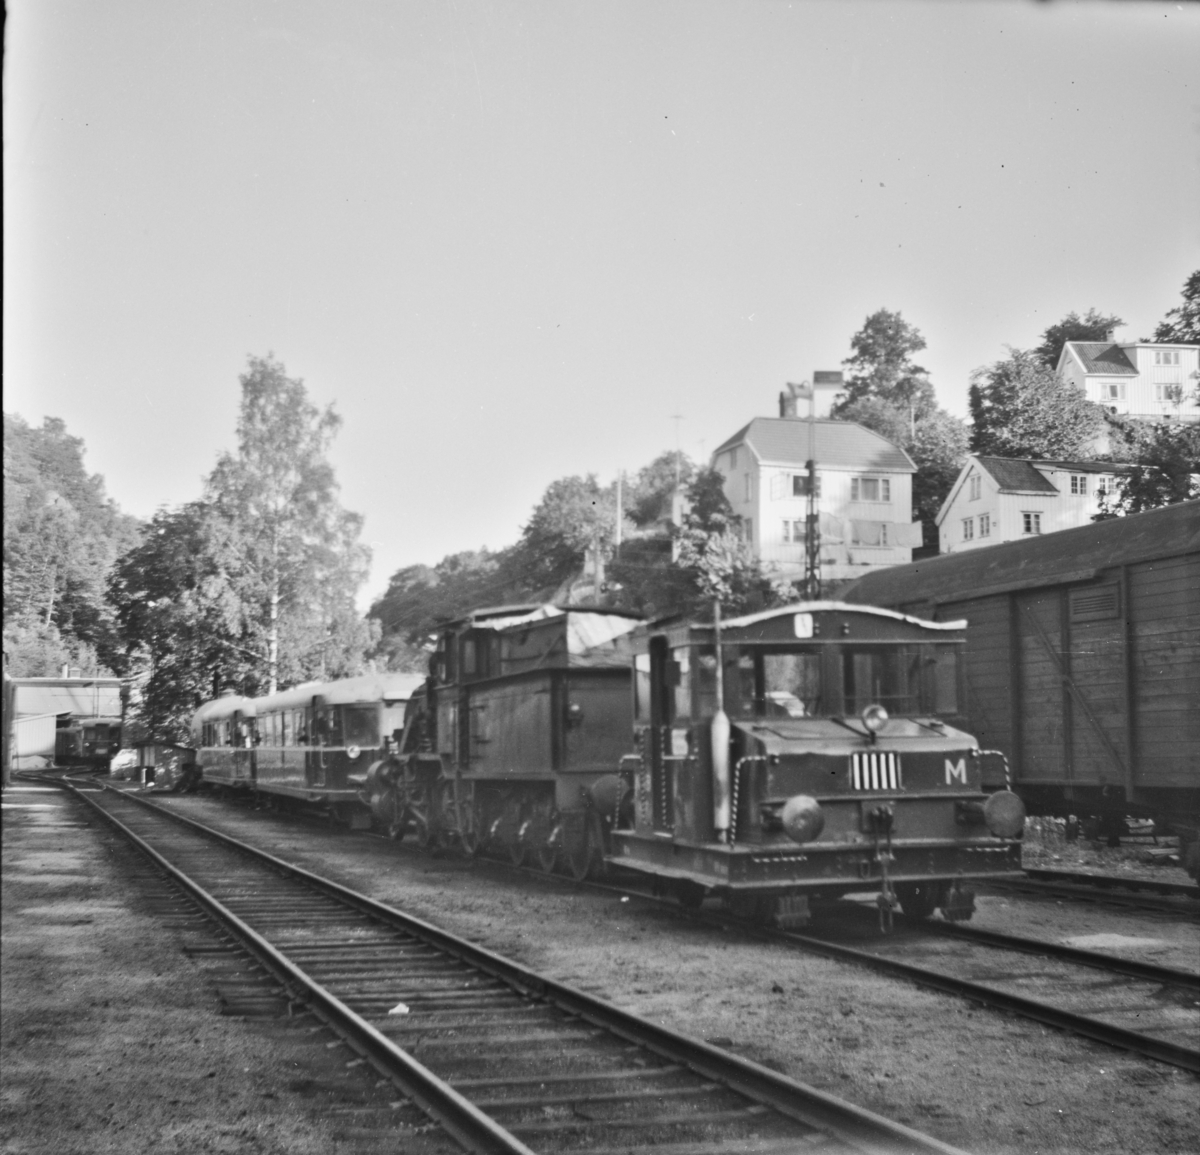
[191,673,424,824]
[843,500,1200,879]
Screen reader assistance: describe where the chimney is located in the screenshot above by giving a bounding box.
[1104,326,1120,344]
[779,383,798,418]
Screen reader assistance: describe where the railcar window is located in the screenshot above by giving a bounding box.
[672,648,692,719]
[931,646,960,714]
[633,653,651,720]
[844,647,922,715]
[763,653,821,717]
[342,706,380,747]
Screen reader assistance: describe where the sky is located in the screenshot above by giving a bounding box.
[5,0,1198,608]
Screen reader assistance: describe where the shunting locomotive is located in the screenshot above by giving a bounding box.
[610,602,1026,927]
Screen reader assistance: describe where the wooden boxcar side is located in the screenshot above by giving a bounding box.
[843,502,1200,849]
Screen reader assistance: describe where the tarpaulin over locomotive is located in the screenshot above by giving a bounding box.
[611,602,1025,925]
[842,500,1200,875]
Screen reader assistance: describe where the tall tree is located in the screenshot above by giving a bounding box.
[969,348,1105,459]
[109,503,254,740]
[502,474,618,595]
[1032,308,1125,369]
[1151,270,1200,345]
[833,309,936,421]
[3,413,141,674]
[205,355,373,694]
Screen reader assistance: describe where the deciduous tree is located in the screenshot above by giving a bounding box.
[969,348,1104,459]
[206,355,373,693]
[1096,423,1200,518]
[833,309,936,420]
[1151,270,1200,346]
[3,413,140,675]
[1033,308,1124,369]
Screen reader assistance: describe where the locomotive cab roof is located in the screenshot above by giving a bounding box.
[638,601,966,651]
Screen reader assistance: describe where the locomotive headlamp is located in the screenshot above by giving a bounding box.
[983,789,1026,839]
[781,794,825,844]
[861,704,889,734]
[346,745,361,761]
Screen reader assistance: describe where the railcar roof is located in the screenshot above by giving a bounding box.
[254,672,426,713]
[193,694,257,723]
[844,499,1200,608]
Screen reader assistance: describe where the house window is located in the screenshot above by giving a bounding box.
[744,474,752,502]
[1022,512,1042,535]
[1101,381,1126,401]
[791,473,821,497]
[1070,474,1087,495]
[851,521,888,546]
[729,448,738,469]
[1156,383,1183,403]
[743,517,753,543]
[851,477,891,502]
[968,475,981,501]
[1096,476,1111,498]
[1154,350,1180,366]
[962,518,974,541]
[979,513,990,537]
[782,519,806,543]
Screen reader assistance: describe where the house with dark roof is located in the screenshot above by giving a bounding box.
[1056,337,1199,424]
[711,409,922,584]
[936,455,1128,554]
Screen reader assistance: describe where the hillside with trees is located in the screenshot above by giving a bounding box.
[3,414,142,676]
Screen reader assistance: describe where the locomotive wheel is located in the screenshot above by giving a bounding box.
[528,800,560,873]
[535,821,561,874]
[894,881,943,919]
[564,811,602,881]
[674,880,706,910]
[413,779,441,852]
[458,797,481,857]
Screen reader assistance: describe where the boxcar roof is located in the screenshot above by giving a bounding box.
[844,499,1200,608]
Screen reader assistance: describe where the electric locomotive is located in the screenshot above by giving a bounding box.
[610,602,1026,927]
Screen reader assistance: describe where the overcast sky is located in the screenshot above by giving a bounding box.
[6,0,1198,607]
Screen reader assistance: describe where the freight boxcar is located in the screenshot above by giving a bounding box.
[843,500,1200,877]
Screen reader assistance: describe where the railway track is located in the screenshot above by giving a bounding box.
[983,869,1200,915]
[165,783,1200,1076]
[59,779,964,1155]
[757,905,1200,1076]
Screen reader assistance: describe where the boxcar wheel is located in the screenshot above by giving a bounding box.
[564,811,602,881]
[895,881,943,919]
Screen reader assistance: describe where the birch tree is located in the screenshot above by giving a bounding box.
[206,355,373,693]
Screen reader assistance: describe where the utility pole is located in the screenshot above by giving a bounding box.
[802,385,821,601]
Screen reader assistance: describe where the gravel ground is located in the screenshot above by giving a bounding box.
[151,790,1199,1155]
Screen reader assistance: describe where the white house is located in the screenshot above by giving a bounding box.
[1057,338,1199,423]
[936,456,1125,554]
[711,415,922,584]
